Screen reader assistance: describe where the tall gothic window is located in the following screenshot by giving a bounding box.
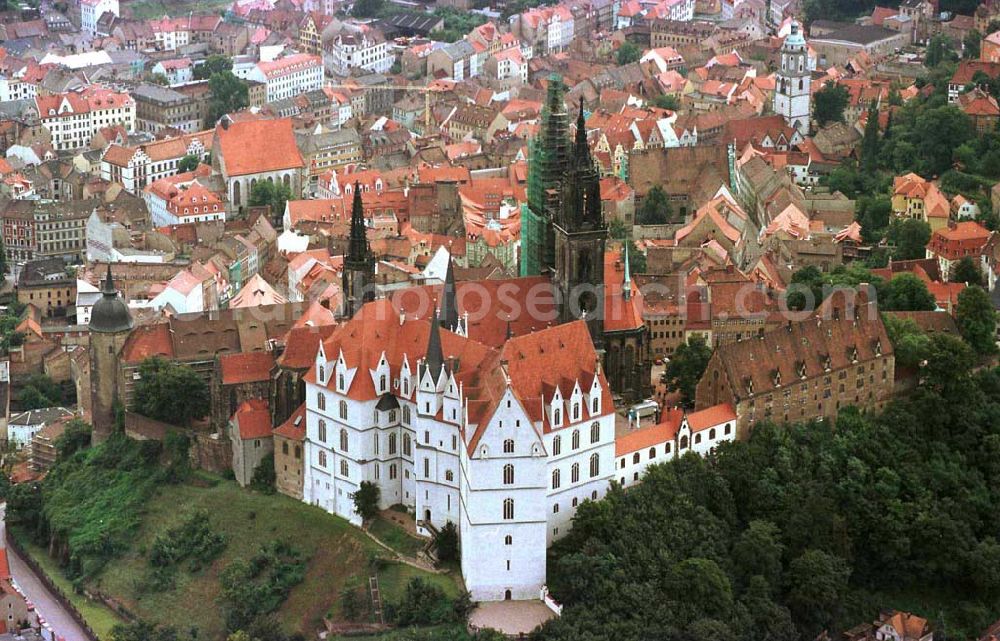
[503,498,514,520]
[503,464,514,485]
[340,429,349,452]
[589,453,600,478]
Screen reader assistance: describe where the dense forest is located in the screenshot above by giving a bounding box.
[537,332,1000,641]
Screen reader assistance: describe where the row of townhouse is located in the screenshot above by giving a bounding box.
[100,130,213,194]
[36,87,135,152]
[236,53,324,103]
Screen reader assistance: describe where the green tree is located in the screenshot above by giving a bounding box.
[883,313,931,369]
[926,34,958,67]
[955,284,997,353]
[628,241,647,274]
[952,255,984,286]
[134,357,210,426]
[433,521,459,563]
[147,73,169,86]
[785,549,850,638]
[860,101,881,172]
[249,181,293,218]
[732,520,784,590]
[662,336,712,408]
[913,105,975,176]
[785,265,824,311]
[352,0,385,17]
[208,72,249,125]
[964,29,983,59]
[250,453,276,494]
[637,186,672,225]
[19,374,62,409]
[882,273,936,311]
[352,480,381,522]
[652,94,680,110]
[887,218,931,260]
[194,54,234,80]
[55,419,92,460]
[608,218,627,239]
[616,41,641,66]
[813,81,849,127]
[177,154,200,173]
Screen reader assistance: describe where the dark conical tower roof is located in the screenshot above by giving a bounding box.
[559,99,603,231]
[439,257,458,332]
[424,307,445,380]
[90,265,133,334]
[345,183,372,269]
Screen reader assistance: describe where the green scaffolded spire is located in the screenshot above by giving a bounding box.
[521,75,570,277]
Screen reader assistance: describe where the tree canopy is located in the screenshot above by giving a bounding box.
[207,72,249,126]
[662,336,712,408]
[616,41,641,66]
[956,285,998,354]
[134,357,210,427]
[637,186,673,225]
[813,82,849,127]
[539,336,1000,641]
[194,54,233,80]
[887,218,931,261]
[249,181,293,218]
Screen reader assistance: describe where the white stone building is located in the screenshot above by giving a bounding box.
[81,0,118,34]
[773,20,811,136]
[301,300,616,602]
[238,54,324,103]
[101,130,212,194]
[36,87,135,152]
[326,29,392,76]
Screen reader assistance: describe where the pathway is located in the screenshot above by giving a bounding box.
[0,504,93,641]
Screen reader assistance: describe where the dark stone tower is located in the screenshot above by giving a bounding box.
[439,257,459,333]
[89,266,133,443]
[341,184,375,318]
[554,100,606,348]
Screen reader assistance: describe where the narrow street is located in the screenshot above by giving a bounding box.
[0,504,93,641]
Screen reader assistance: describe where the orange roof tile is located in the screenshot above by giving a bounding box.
[232,398,272,439]
[220,351,275,385]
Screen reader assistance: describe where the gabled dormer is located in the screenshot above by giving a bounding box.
[587,374,602,416]
[568,381,583,423]
[370,350,391,396]
[443,370,463,425]
[315,341,328,386]
[399,354,413,398]
[334,348,357,394]
[548,385,564,428]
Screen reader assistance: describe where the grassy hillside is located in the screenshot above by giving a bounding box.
[125,0,231,19]
[84,474,459,640]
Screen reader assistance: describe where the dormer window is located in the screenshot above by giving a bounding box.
[592,397,599,413]
[797,361,806,379]
[553,408,561,426]
[380,374,387,392]
[773,370,781,387]
[318,365,325,383]
[572,403,579,421]
[338,373,344,390]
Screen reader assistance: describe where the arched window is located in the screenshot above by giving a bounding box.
[503,498,514,520]
[590,422,600,443]
[317,420,327,443]
[373,433,379,454]
[389,433,397,454]
[589,453,600,478]
[649,447,656,459]
[503,464,514,485]
[445,470,454,482]
[572,430,580,449]
[339,400,347,420]
[318,365,325,382]
[709,428,716,440]
[294,445,301,459]
[389,409,397,423]
[592,397,598,413]
[572,403,579,421]
[318,451,327,467]
[552,468,560,489]
[632,452,640,464]
[725,423,732,435]
[504,535,512,545]
[571,463,579,483]
[503,439,514,453]
[380,374,387,391]
[695,433,702,444]
[282,441,289,455]
[340,460,349,477]
[389,464,397,479]
[403,406,411,424]
[340,429,349,452]
[680,435,689,449]
[338,373,344,390]
[553,408,561,425]
[552,435,561,455]
[403,434,412,456]
[317,392,326,410]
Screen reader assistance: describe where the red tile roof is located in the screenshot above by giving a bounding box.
[220,351,275,385]
[216,118,304,177]
[686,403,736,432]
[274,402,306,440]
[232,398,272,439]
[616,407,682,456]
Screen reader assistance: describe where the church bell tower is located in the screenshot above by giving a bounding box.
[340,184,375,318]
[774,19,811,136]
[554,101,606,348]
